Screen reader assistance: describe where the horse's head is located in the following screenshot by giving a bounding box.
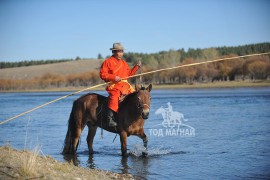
[135,84,152,119]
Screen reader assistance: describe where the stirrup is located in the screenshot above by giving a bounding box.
[109,119,117,127]
[107,108,117,127]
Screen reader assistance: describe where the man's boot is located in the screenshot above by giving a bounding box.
[107,108,117,127]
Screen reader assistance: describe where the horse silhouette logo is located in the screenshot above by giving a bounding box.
[155,102,187,129]
[149,102,195,137]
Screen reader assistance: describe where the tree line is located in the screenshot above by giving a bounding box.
[123,42,270,64]
[123,42,270,84]
[0,42,269,90]
[1,43,269,69]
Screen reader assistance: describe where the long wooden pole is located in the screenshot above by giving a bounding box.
[0,52,269,125]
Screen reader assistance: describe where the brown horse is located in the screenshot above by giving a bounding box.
[62,84,152,156]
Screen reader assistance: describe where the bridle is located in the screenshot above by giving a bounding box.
[136,62,150,111]
[137,102,150,110]
[136,91,150,111]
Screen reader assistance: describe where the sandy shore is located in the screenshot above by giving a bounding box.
[0,146,134,180]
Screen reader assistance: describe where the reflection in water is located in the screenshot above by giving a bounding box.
[61,144,156,179]
[121,156,129,174]
[63,152,151,179]
[63,153,97,169]
[121,155,149,179]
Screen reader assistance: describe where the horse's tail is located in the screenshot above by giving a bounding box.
[62,101,81,154]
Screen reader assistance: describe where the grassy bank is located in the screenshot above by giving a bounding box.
[0,145,134,180]
[1,80,269,93]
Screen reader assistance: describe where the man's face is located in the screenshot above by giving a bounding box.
[114,50,124,60]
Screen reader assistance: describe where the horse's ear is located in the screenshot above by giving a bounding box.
[146,84,152,92]
[135,84,141,92]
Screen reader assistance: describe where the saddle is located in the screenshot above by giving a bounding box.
[98,94,128,124]
[118,94,127,104]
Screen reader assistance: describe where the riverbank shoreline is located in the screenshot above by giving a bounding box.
[0,145,134,180]
[0,80,269,93]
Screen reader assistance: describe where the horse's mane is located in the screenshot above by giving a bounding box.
[121,91,138,104]
[140,87,146,90]
[77,87,146,106]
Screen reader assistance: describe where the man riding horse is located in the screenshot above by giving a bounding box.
[100,42,141,127]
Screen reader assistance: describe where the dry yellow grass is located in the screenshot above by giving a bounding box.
[0,145,134,180]
[1,59,269,91]
[21,145,41,177]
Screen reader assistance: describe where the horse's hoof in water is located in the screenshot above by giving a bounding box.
[122,151,128,157]
[142,151,148,157]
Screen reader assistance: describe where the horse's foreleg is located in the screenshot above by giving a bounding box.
[139,130,148,157]
[120,131,128,157]
[143,133,148,149]
[87,125,97,155]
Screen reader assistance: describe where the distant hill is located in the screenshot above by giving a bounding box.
[0,59,73,69]
[0,59,102,80]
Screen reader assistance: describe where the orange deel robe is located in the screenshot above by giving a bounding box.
[100,56,139,112]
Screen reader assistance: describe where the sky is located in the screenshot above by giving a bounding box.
[0,0,269,62]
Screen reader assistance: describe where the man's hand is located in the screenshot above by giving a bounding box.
[115,76,121,82]
[137,60,142,68]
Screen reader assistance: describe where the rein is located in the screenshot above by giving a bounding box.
[96,103,104,139]
[138,103,150,109]
[137,61,150,111]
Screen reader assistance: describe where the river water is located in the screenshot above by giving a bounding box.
[0,87,270,179]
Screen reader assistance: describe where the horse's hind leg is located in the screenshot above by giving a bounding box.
[63,123,83,155]
[72,128,82,154]
[87,124,97,155]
